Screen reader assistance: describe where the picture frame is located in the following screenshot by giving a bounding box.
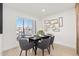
[50,19,58,24]
[0,3,3,34]
[59,17,63,27]
[52,23,60,32]
[53,28,60,32]
[44,17,63,32]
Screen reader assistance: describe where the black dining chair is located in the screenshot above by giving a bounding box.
[49,36,55,49]
[19,39,34,56]
[37,36,50,56]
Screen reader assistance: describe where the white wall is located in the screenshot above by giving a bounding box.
[41,8,76,48]
[2,4,37,51]
[36,19,44,31]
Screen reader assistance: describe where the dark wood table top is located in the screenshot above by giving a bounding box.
[29,36,41,41]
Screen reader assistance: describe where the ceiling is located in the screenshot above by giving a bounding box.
[5,3,75,19]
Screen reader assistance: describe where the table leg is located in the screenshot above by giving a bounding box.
[35,46,37,55]
[34,42,37,55]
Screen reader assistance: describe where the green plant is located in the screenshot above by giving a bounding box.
[36,30,45,36]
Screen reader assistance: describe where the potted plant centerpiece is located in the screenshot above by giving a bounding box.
[36,30,45,37]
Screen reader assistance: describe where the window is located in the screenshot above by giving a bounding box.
[16,17,36,37]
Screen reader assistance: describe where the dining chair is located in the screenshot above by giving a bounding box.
[19,39,34,56]
[37,36,50,56]
[49,36,55,49]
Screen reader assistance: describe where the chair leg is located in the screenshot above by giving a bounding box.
[47,47,50,54]
[19,50,22,56]
[26,50,27,56]
[52,44,54,49]
[42,49,44,56]
[49,45,50,52]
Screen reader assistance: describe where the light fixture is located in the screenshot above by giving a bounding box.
[42,9,46,12]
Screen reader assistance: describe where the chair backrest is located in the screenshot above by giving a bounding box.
[19,39,34,50]
[50,36,55,45]
[39,37,50,49]
[17,35,21,40]
[19,40,28,50]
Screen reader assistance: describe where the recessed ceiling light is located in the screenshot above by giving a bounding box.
[42,9,46,12]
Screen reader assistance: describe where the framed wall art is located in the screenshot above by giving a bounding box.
[59,17,63,27]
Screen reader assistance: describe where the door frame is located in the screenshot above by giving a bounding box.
[75,3,79,55]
